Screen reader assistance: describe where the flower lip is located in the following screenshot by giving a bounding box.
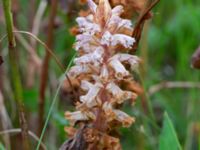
[80,82,103,107]
[110,53,140,70]
[108,58,129,79]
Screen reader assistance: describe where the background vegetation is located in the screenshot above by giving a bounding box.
[0,0,200,149]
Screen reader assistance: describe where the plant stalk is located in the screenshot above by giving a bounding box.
[2,0,30,149]
[38,0,58,137]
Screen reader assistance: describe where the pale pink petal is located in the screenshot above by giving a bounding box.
[101,31,112,46]
[111,5,124,16]
[76,17,100,35]
[113,109,135,127]
[101,31,135,48]
[109,16,132,30]
[80,83,102,107]
[75,33,100,52]
[68,65,91,77]
[65,111,89,125]
[87,0,97,13]
[74,47,104,65]
[109,58,129,78]
[111,53,140,70]
[106,82,123,96]
[106,82,137,104]
[81,80,93,91]
[111,34,135,48]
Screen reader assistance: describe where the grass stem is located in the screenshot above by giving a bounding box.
[2,0,30,149]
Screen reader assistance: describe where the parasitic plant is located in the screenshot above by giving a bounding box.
[63,0,142,149]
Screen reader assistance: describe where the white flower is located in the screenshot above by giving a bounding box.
[81,80,93,91]
[86,14,94,21]
[111,5,124,16]
[74,47,104,66]
[109,58,129,78]
[108,5,132,30]
[101,31,135,48]
[108,15,132,30]
[111,34,135,48]
[102,102,135,127]
[76,17,100,35]
[75,34,93,50]
[87,0,97,13]
[106,82,123,96]
[80,83,103,107]
[113,109,135,127]
[118,19,132,29]
[65,111,90,125]
[110,53,140,70]
[75,33,100,52]
[106,82,137,104]
[101,31,112,46]
[68,65,91,77]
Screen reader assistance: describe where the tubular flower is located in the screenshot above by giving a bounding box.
[65,0,140,149]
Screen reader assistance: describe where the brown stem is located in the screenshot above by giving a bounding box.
[93,88,109,132]
[131,0,160,53]
[38,0,58,137]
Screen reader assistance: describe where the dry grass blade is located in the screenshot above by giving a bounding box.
[0,129,47,150]
[31,0,47,47]
[148,81,200,96]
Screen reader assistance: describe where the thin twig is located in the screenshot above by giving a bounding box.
[2,0,30,149]
[0,129,47,150]
[148,81,200,96]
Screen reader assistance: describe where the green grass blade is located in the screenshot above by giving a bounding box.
[36,53,76,150]
[159,112,182,150]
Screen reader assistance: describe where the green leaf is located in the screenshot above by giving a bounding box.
[159,112,182,150]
